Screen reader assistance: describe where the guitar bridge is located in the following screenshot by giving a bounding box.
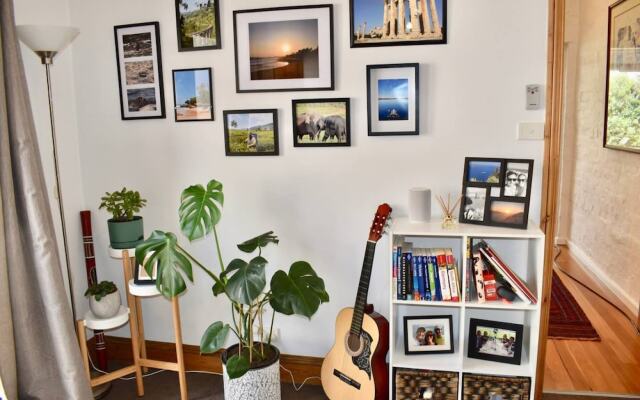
[333,369,361,390]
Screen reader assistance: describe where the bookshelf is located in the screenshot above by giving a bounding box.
[389,218,545,400]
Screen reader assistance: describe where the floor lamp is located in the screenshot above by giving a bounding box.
[15,25,80,323]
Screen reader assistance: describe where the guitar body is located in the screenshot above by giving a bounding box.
[321,307,389,400]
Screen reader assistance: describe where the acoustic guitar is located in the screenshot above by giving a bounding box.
[321,204,392,400]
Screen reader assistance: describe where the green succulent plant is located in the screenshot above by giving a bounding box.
[84,281,118,302]
[99,187,147,221]
[135,179,329,379]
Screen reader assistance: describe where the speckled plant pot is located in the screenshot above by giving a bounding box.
[222,344,281,400]
[89,290,120,319]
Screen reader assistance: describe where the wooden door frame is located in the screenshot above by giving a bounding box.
[536,0,565,398]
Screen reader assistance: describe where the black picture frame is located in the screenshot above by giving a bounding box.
[462,373,531,400]
[603,0,640,154]
[467,318,524,365]
[350,0,447,48]
[459,157,533,230]
[134,262,157,285]
[392,367,459,400]
[223,109,279,156]
[403,315,454,355]
[172,67,214,122]
[175,0,222,52]
[114,22,166,121]
[233,4,335,93]
[367,63,419,136]
[291,98,351,147]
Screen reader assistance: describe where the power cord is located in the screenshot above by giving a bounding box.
[279,364,321,392]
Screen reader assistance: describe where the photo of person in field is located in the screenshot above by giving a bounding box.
[225,112,277,155]
[248,19,319,80]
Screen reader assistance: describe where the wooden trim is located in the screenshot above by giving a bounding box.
[89,335,324,386]
[537,0,566,398]
[90,365,137,387]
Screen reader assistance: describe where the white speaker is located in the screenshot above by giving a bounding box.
[408,188,431,223]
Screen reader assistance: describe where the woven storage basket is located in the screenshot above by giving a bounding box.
[462,373,530,400]
[393,368,458,400]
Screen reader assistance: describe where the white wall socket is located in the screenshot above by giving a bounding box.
[518,122,545,140]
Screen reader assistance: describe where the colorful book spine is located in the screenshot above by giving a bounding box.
[412,251,421,300]
[472,251,486,304]
[392,245,398,300]
[428,252,442,301]
[404,252,413,301]
[400,250,407,300]
[465,238,472,301]
[445,250,460,302]
[421,255,432,301]
[436,249,452,301]
[483,244,537,304]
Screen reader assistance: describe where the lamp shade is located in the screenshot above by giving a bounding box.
[16,25,79,53]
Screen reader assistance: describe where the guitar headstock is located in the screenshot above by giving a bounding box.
[368,203,392,242]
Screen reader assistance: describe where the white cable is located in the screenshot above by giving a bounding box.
[279,364,321,392]
[88,353,166,380]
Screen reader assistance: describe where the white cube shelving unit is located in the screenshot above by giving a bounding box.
[389,218,545,400]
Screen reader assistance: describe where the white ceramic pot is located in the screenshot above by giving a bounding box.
[89,290,121,319]
[222,345,281,400]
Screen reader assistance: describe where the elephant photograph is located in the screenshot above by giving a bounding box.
[292,98,351,147]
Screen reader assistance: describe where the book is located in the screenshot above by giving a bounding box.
[435,249,452,301]
[421,254,432,301]
[472,251,486,304]
[445,249,460,302]
[392,242,398,300]
[396,244,403,300]
[412,251,422,300]
[428,251,443,301]
[426,252,439,301]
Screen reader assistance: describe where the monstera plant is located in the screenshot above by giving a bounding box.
[135,180,329,381]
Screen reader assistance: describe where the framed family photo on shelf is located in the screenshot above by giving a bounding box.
[467,318,523,365]
[367,63,419,136]
[172,68,214,122]
[114,22,165,120]
[403,315,454,355]
[292,98,350,147]
[459,157,533,229]
[233,5,334,93]
[174,0,221,51]
[223,109,279,156]
[350,0,447,48]
[134,261,157,285]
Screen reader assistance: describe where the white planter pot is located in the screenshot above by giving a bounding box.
[89,291,121,319]
[222,346,281,400]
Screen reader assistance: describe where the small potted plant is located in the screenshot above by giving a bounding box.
[85,281,121,319]
[135,180,329,400]
[99,187,147,249]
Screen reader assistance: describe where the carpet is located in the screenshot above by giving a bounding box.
[548,271,600,341]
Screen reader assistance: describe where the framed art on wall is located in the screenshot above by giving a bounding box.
[467,318,523,365]
[393,367,458,400]
[351,0,447,48]
[604,0,640,153]
[223,109,279,156]
[367,63,419,136]
[172,68,214,122]
[403,315,454,355]
[175,0,221,51]
[114,22,165,120]
[459,157,533,229]
[292,98,350,147]
[233,5,334,93]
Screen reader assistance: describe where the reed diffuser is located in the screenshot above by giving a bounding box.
[436,193,461,229]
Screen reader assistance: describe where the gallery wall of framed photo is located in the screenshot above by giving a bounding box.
[50,0,549,362]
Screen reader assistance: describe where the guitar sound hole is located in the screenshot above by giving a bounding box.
[347,333,362,353]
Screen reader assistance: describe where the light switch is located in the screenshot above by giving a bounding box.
[518,122,545,140]
[526,84,543,110]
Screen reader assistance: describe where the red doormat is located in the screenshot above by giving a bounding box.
[548,271,600,341]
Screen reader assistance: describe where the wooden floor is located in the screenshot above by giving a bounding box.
[543,249,640,395]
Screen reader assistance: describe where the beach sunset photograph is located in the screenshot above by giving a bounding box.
[248,19,319,80]
[490,201,525,225]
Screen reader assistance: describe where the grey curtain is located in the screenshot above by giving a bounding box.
[0,1,92,399]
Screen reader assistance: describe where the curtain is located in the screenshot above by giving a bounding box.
[0,1,92,399]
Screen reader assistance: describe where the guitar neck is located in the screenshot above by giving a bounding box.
[350,241,377,335]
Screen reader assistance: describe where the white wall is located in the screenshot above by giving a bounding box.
[13,0,88,321]
[61,0,548,357]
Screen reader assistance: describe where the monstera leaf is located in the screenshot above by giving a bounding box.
[237,231,279,253]
[270,261,329,318]
[135,230,193,298]
[225,354,250,379]
[224,256,267,305]
[200,321,230,354]
[179,180,224,241]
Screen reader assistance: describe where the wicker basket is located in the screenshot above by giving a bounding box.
[393,368,459,400]
[462,373,530,400]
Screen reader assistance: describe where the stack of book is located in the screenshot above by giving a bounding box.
[392,241,461,302]
[466,240,537,305]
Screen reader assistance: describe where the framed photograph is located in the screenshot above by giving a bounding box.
[403,315,454,355]
[172,68,214,122]
[460,158,533,229]
[175,0,221,51]
[367,63,419,136]
[604,0,640,153]
[233,5,334,93]
[393,367,458,400]
[292,98,350,147]
[467,318,523,365]
[351,0,446,48]
[223,109,279,156]
[134,262,157,285]
[462,373,531,400]
[114,22,165,120]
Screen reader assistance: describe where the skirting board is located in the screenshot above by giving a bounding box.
[88,335,323,385]
[567,240,639,314]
